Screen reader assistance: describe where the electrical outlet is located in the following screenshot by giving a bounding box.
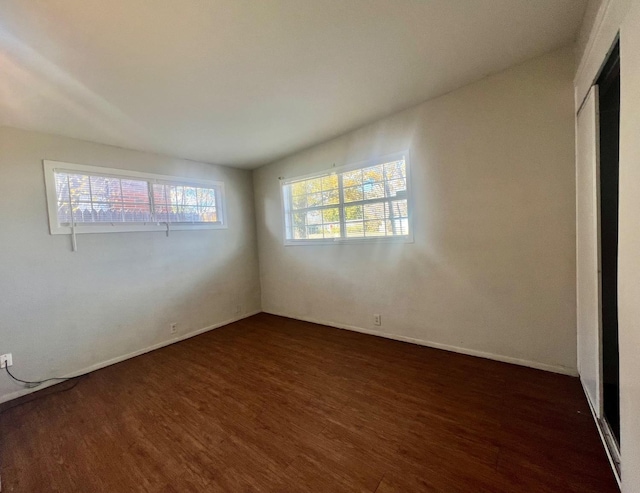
[235,304,241,315]
[373,314,381,326]
[170,323,178,334]
[0,353,13,368]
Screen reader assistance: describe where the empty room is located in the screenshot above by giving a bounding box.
[1,1,639,492]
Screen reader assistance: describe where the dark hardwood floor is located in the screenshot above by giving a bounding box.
[0,314,618,492]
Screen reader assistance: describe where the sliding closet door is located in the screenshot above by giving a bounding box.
[576,85,602,417]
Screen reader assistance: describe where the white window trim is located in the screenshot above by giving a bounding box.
[43,160,227,235]
[280,151,414,246]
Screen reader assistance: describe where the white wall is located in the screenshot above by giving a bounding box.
[254,47,577,375]
[617,2,640,490]
[0,127,261,403]
[618,4,640,487]
[574,0,640,490]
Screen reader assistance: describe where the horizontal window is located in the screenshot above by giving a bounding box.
[281,153,411,244]
[43,160,226,235]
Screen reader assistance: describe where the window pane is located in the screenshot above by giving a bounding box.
[55,173,70,203]
[122,202,151,217]
[73,208,93,223]
[306,224,323,239]
[364,220,386,236]
[387,199,408,218]
[292,195,307,210]
[306,210,322,225]
[182,186,198,206]
[122,202,151,222]
[362,164,384,182]
[363,181,385,200]
[386,199,409,236]
[386,178,406,197]
[342,170,362,187]
[154,204,170,222]
[293,212,306,227]
[307,192,322,207]
[157,183,221,222]
[50,168,223,228]
[322,208,340,223]
[153,184,168,205]
[323,223,341,238]
[63,174,152,223]
[90,176,121,203]
[120,179,149,204]
[344,205,363,220]
[389,218,409,235]
[178,205,198,222]
[170,185,183,205]
[322,175,338,190]
[198,206,218,222]
[384,160,406,180]
[346,221,364,238]
[282,156,409,241]
[57,203,71,224]
[343,186,363,203]
[364,202,385,220]
[306,177,323,193]
[291,181,307,196]
[90,203,121,222]
[197,188,216,207]
[68,174,91,203]
[322,189,339,205]
[55,173,72,224]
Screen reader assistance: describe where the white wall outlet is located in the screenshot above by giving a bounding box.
[170,323,178,334]
[235,304,242,315]
[373,314,381,326]
[1,353,13,368]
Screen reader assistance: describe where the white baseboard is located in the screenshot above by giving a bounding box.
[0,310,260,405]
[580,378,622,488]
[264,310,578,377]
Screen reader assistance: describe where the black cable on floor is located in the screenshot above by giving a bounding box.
[5,364,74,385]
[4,363,94,386]
[0,378,81,416]
[0,364,89,416]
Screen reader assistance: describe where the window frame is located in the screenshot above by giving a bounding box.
[43,160,227,235]
[280,151,413,246]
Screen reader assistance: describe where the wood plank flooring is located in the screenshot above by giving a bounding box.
[0,314,618,492]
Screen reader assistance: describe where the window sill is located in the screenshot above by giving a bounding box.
[50,223,227,235]
[284,235,413,246]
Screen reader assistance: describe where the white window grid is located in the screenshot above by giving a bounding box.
[43,160,226,235]
[281,152,412,244]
